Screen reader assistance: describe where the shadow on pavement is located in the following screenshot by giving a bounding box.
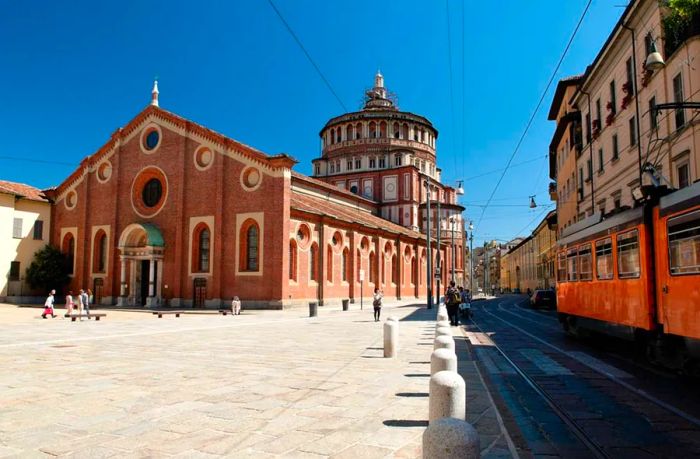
[383,420,429,428]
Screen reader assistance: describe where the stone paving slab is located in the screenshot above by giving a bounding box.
[0,303,437,458]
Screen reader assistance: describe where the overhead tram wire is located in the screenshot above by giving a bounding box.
[475,0,593,230]
[266,0,348,112]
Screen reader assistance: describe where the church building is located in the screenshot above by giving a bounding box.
[45,74,465,308]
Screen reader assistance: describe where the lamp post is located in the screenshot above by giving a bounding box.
[424,180,433,309]
[468,221,474,294]
[453,180,464,285]
[436,196,441,307]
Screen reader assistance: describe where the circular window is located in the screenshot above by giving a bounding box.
[142,178,163,207]
[145,130,159,150]
[131,166,168,218]
[331,231,343,249]
[350,185,358,194]
[241,166,262,191]
[194,147,213,170]
[97,161,112,183]
[65,190,77,210]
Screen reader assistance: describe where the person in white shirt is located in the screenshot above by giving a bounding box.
[42,290,56,319]
[231,296,241,315]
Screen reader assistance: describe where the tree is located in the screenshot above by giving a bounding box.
[25,245,71,293]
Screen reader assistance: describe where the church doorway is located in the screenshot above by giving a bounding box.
[117,223,165,307]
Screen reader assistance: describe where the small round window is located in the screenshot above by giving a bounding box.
[145,130,160,150]
[142,178,163,207]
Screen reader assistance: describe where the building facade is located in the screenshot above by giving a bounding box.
[0,181,51,301]
[45,76,460,308]
[572,0,699,219]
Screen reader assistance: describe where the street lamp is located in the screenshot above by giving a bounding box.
[645,39,665,71]
[468,221,474,294]
[424,180,433,310]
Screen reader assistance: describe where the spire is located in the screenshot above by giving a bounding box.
[150,79,159,107]
[374,69,384,89]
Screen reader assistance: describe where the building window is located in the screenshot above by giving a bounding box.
[142,178,163,208]
[330,163,335,173]
[625,57,634,95]
[598,148,604,172]
[402,123,409,139]
[644,32,653,55]
[356,123,362,139]
[12,218,22,239]
[394,155,401,166]
[289,240,297,281]
[587,159,592,181]
[668,209,700,275]
[198,227,210,272]
[355,158,361,169]
[614,196,621,209]
[566,248,577,281]
[62,233,75,275]
[678,163,690,189]
[649,96,657,130]
[673,73,685,130]
[369,158,376,168]
[9,261,20,281]
[379,157,386,168]
[578,168,584,200]
[585,113,591,144]
[239,219,259,272]
[342,248,348,282]
[32,220,43,240]
[94,231,107,273]
[617,230,640,279]
[369,122,377,138]
[629,116,637,147]
[327,245,333,282]
[391,254,398,284]
[145,130,159,150]
[595,99,602,128]
[609,80,617,115]
[310,243,318,281]
[314,164,320,176]
[595,238,613,280]
[612,134,619,161]
[347,160,353,171]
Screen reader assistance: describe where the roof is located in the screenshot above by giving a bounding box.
[547,75,583,120]
[0,180,48,202]
[47,105,297,197]
[290,191,424,240]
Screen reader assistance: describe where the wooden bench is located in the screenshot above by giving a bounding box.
[152,310,183,318]
[71,313,106,322]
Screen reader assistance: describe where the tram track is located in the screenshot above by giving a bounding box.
[467,296,700,457]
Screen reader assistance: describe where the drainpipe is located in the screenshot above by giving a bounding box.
[580,88,595,212]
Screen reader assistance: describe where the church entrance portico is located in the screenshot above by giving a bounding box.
[117,223,165,307]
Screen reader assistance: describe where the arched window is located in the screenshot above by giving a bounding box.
[289,240,297,281]
[357,249,362,278]
[342,248,348,282]
[336,128,342,143]
[402,123,409,139]
[379,121,387,138]
[329,128,334,145]
[356,123,362,139]
[411,256,417,285]
[413,126,419,141]
[310,243,318,281]
[393,122,400,139]
[327,245,333,283]
[392,254,398,284]
[369,251,376,284]
[369,122,376,138]
[346,124,353,140]
[239,219,260,272]
[93,230,107,273]
[62,233,75,275]
[192,223,211,272]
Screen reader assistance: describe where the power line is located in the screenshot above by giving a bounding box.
[475,0,593,229]
[0,155,75,167]
[267,0,348,112]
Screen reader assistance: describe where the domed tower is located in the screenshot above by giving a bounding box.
[313,72,461,232]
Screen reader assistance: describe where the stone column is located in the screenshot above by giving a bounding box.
[117,257,128,306]
[148,259,155,297]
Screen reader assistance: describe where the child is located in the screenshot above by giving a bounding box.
[372,288,383,322]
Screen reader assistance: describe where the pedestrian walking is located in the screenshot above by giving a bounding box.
[42,290,56,319]
[445,281,461,326]
[80,289,91,319]
[87,288,94,305]
[459,287,472,320]
[231,296,241,315]
[64,291,75,317]
[372,288,383,322]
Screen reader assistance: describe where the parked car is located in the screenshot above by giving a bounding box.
[530,289,556,309]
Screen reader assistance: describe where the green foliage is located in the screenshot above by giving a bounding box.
[663,0,700,57]
[25,245,71,293]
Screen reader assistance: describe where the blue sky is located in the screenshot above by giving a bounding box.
[0,0,623,245]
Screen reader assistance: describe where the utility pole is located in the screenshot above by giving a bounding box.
[425,180,433,309]
[436,197,442,306]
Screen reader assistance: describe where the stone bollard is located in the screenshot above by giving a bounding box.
[383,318,399,358]
[423,417,480,458]
[342,299,349,311]
[435,326,452,338]
[308,302,318,317]
[431,348,457,375]
[437,310,449,322]
[429,371,466,422]
[436,320,450,329]
[433,334,455,352]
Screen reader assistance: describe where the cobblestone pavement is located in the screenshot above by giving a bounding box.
[0,301,516,458]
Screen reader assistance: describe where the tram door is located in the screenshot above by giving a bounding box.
[193,278,207,308]
[93,278,104,305]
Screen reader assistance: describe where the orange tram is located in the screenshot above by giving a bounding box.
[556,180,700,374]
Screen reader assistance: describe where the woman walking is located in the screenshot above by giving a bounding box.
[372,288,383,322]
[64,291,75,317]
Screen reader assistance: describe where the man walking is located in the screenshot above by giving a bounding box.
[79,289,90,320]
[445,281,461,326]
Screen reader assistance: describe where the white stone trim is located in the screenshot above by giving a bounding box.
[139,123,163,154]
[240,166,263,192]
[130,166,169,219]
[193,145,215,172]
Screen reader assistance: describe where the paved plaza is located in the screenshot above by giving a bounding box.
[0,302,511,458]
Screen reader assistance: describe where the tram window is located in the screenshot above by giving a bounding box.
[595,238,614,280]
[566,248,578,281]
[617,230,641,278]
[579,244,592,281]
[668,210,700,275]
[557,252,567,282]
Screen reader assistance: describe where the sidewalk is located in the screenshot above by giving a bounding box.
[0,301,516,458]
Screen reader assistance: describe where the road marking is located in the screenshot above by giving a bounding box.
[569,351,632,379]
